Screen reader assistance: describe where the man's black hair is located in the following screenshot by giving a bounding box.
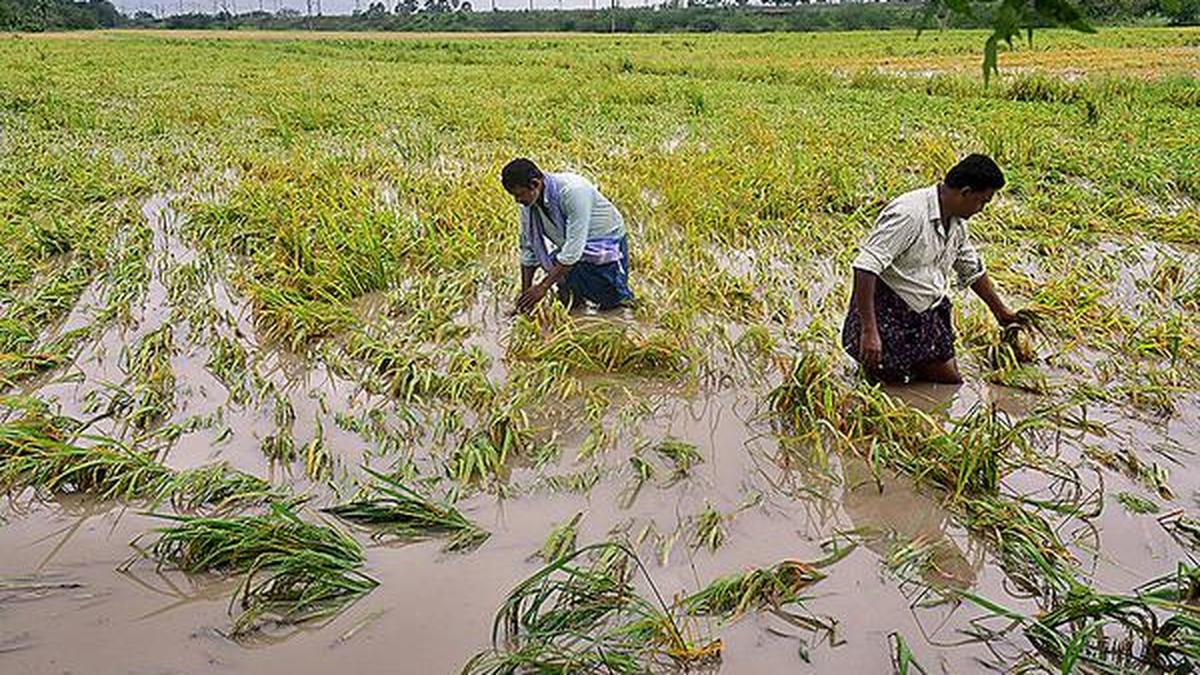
[944,154,1005,191]
[501,158,543,190]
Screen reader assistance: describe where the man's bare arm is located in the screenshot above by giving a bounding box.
[853,268,883,370]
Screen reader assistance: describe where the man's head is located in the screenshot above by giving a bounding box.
[501,158,544,207]
[942,154,1005,219]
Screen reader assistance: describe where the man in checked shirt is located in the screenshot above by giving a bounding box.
[842,154,1024,384]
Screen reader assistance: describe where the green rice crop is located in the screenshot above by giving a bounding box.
[1115,492,1160,515]
[123,325,176,430]
[324,468,489,552]
[650,438,704,480]
[2,27,1198,671]
[0,410,280,510]
[682,559,826,619]
[464,542,721,674]
[691,503,727,552]
[536,511,583,563]
[137,503,378,636]
[961,565,1200,672]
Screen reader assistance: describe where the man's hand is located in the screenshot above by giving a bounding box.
[994,307,1022,327]
[516,283,548,314]
[860,325,883,371]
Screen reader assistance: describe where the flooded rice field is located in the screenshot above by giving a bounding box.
[3,28,1199,674]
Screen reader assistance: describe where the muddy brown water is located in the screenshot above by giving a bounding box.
[3,196,1198,673]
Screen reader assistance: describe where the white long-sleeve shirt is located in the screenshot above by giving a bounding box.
[518,172,626,267]
[851,184,986,312]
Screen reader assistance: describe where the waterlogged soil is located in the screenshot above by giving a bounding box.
[3,194,1199,674]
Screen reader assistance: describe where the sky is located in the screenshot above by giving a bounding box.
[113,0,663,15]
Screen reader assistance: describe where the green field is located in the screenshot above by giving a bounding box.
[1,27,1199,673]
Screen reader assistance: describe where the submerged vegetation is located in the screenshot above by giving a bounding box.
[134,504,378,635]
[464,542,721,674]
[0,409,279,510]
[682,559,827,619]
[1,27,1198,673]
[324,468,490,552]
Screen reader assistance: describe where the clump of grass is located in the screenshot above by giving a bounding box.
[961,497,1074,599]
[206,333,254,405]
[533,466,602,495]
[510,312,690,375]
[691,503,727,552]
[0,410,279,511]
[630,454,655,483]
[847,392,1008,501]
[989,309,1043,370]
[985,364,1049,394]
[136,503,377,635]
[961,565,1200,673]
[156,462,283,512]
[246,285,355,352]
[1115,491,1159,515]
[536,511,584,563]
[1,419,166,500]
[346,331,446,403]
[767,351,848,441]
[651,438,703,480]
[463,542,721,674]
[323,468,489,552]
[449,404,529,486]
[123,325,175,430]
[261,432,297,463]
[0,328,88,390]
[884,536,937,583]
[1083,444,1174,500]
[301,418,331,480]
[682,559,826,619]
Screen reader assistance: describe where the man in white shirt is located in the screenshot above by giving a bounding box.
[502,158,635,314]
[843,154,1021,384]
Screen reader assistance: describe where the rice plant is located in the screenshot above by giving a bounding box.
[123,325,176,430]
[691,504,727,552]
[463,542,721,674]
[510,312,691,375]
[0,411,279,511]
[136,503,378,636]
[449,404,529,487]
[988,308,1044,370]
[651,438,704,480]
[301,418,332,480]
[960,565,1200,672]
[681,559,826,619]
[261,432,297,463]
[1115,491,1159,515]
[536,511,584,563]
[324,468,489,552]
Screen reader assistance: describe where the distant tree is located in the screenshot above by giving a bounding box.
[364,0,388,16]
[1161,0,1200,22]
[394,0,418,12]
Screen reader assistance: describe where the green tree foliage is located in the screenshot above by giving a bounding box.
[925,0,1095,80]
[0,0,125,31]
